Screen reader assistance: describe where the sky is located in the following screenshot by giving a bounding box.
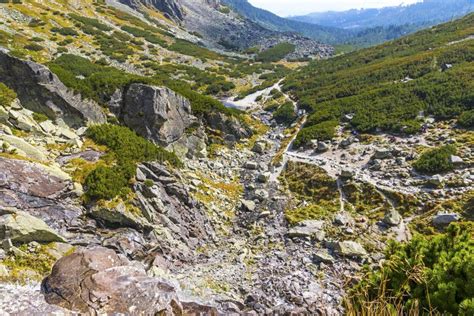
[248,0,423,16]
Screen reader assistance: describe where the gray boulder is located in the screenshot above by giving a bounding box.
[0,51,106,128]
[288,220,325,241]
[119,84,195,146]
[432,212,460,227]
[335,241,367,257]
[383,210,402,226]
[0,210,66,244]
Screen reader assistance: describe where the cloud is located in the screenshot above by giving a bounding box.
[248,0,423,16]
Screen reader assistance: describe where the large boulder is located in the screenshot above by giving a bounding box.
[42,247,218,315]
[206,111,252,141]
[0,209,66,244]
[0,50,106,128]
[119,83,195,146]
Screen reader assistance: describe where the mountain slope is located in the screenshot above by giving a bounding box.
[221,0,348,43]
[114,0,333,57]
[291,0,474,29]
[284,13,474,147]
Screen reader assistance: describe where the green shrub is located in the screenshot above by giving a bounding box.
[458,110,474,128]
[84,124,181,200]
[51,27,78,36]
[273,102,296,124]
[24,43,44,51]
[32,112,49,123]
[256,43,296,62]
[168,39,221,61]
[413,145,457,174]
[349,223,474,315]
[0,83,17,107]
[294,120,338,148]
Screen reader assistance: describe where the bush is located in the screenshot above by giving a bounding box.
[51,27,78,36]
[256,43,296,62]
[294,120,338,148]
[273,102,296,124]
[348,223,474,315]
[413,145,457,174]
[24,43,44,51]
[0,83,17,107]
[32,112,49,123]
[84,124,181,200]
[458,110,474,128]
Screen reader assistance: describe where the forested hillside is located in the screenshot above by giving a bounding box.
[284,14,474,147]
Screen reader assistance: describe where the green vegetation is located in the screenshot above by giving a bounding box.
[51,27,78,36]
[293,120,338,148]
[24,43,44,51]
[285,14,474,147]
[273,102,296,124]
[32,112,49,123]
[413,145,457,175]
[281,161,339,225]
[48,55,240,119]
[169,39,221,61]
[256,43,295,62]
[458,110,474,129]
[0,83,16,107]
[348,223,474,315]
[1,243,57,283]
[121,25,167,47]
[84,124,181,200]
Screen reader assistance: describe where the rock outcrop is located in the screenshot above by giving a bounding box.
[0,50,106,128]
[113,84,195,146]
[42,247,218,315]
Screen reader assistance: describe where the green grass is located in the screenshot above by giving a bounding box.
[256,42,296,62]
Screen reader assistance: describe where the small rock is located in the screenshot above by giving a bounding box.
[241,200,256,212]
[288,220,325,241]
[374,149,392,160]
[257,173,270,183]
[335,241,367,257]
[383,210,402,226]
[313,250,335,264]
[245,161,259,170]
[252,141,266,154]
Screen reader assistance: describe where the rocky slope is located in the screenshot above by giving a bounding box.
[115,0,333,58]
[0,3,472,316]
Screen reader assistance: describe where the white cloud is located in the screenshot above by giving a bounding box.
[248,0,423,16]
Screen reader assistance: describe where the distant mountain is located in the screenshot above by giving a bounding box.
[291,0,474,30]
[221,0,348,44]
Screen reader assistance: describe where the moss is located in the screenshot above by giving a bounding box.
[0,243,57,283]
[281,161,340,224]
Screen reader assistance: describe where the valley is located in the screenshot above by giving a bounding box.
[0,0,472,315]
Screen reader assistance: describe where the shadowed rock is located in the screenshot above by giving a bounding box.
[0,50,106,128]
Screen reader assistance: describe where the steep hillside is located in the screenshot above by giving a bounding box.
[113,0,333,57]
[292,0,474,29]
[222,0,348,43]
[284,13,474,147]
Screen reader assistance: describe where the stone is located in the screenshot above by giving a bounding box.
[42,247,219,315]
[58,128,78,140]
[450,155,464,166]
[316,141,329,152]
[252,141,266,154]
[0,134,47,161]
[432,212,460,227]
[0,51,106,128]
[118,84,195,146]
[334,212,352,226]
[241,199,256,212]
[288,220,325,241]
[373,149,392,160]
[428,174,444,186]
[313,250,335,264]
[245,161,259,170]
[257,172,270,183]
[0,211,66,244]
[39,120,57,134]
[335,241,367,257]
[88,202,150,231]
[383,210,402,226]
